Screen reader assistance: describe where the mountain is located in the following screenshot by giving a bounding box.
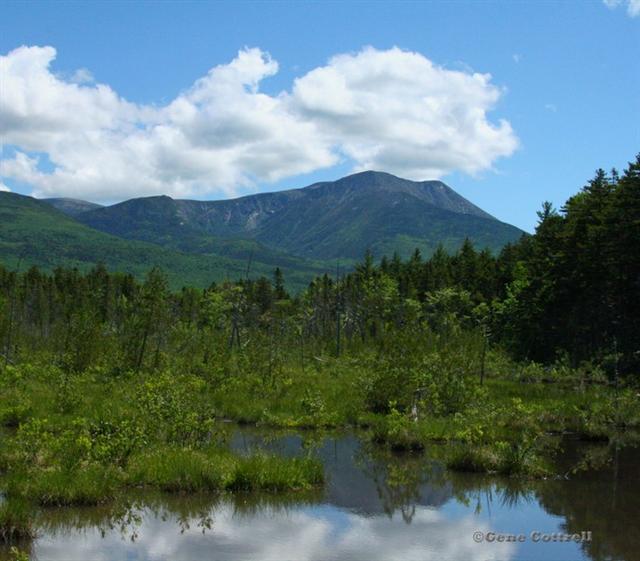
[0,192,327,290]
[43,197,103,217]
[75,171,524,260]
[6,171,525,290]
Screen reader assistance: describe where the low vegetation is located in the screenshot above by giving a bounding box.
[1,157,639,544]
[0,500,36,544]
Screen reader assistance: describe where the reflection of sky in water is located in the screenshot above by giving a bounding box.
[31,486,593,561]
[35,502,517,561]
[27,431,622,561]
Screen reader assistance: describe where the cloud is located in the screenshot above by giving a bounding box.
[0,182,10,192]
[603,0,640,17]
[512,53,522,63]
[544,103,557,112]
[292,47,518,180]
[0,45,518,202]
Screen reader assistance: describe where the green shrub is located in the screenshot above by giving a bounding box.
[371,406,426,451]
[0,402,31,428]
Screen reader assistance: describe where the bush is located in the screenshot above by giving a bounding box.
[371,407,426,451]
[362,331,485,417]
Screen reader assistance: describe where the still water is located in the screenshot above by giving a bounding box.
[5,428,640,561]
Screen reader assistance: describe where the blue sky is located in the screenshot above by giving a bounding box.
[1,0,638,232]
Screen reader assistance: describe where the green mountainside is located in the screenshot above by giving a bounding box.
[76,171,524,260]
[1,171,524,290]
[0,192,327,290]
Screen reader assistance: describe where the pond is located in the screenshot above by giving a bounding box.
[3,428,639,561]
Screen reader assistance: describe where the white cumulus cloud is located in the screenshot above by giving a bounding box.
[292,46,518,179]
[0,45,518,202]
[0,182,10,192]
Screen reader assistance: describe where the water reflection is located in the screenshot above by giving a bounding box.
[26,499,514,561]
[535,441,640,561]
[2,430,638,561]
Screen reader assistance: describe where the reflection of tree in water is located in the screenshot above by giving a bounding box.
[357,437,640,561]
[447,470,535,518]
[27,499,145,543]
[534,440,640,561]
[355,441,539,524]
[10,488,324,553]
[0,500,145,559]
[355,443,447,523]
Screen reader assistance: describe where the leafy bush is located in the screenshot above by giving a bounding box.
[135,372,216,446]
[362,331,483,416]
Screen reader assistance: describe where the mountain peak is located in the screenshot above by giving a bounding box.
[68,169,520,261]
[300,170,492,220]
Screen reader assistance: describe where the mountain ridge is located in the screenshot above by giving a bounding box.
[69,171,523,260]
[1,171,525,290]
[43,197,104,217]
[0,191,329,291]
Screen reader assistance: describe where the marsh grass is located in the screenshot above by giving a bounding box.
[1,343,638,508]
[445,443,551,477]
[0,499,36,543]
[126,448,231,492]
[5,465,121,506]
[229,454,324,492]
[127,447,323,493]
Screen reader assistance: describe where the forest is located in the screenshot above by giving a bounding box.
[1,155,639,547]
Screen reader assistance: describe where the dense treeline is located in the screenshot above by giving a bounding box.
[1,156,638,377]
[499,157,640,370]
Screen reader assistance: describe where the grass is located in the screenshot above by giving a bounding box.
[445,442,552,478]
[0,499,36,543]
[2,447,323,512]
[126,447,323,494]
[228,454,324,492]
[5,466,121,507]
[126,448,231,493]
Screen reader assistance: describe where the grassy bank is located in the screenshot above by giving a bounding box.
[1,328,638,549]
[0,362,327,544]
[1,348,638,544]
[2,449,322,508]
